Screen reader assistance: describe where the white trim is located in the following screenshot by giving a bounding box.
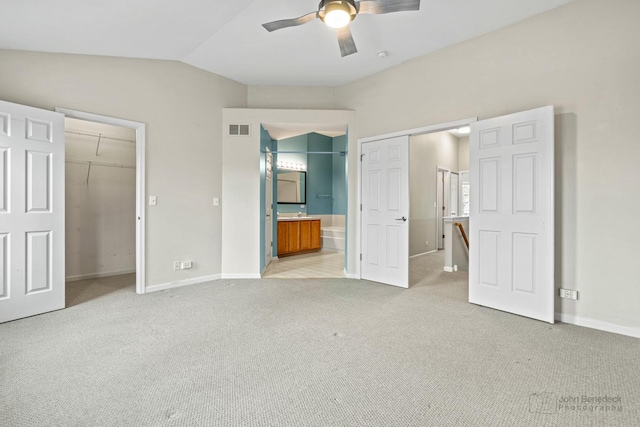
[146,275,221,293]
[444,266,454,273]
[344,270,358,279]
[56,107,147,295]
[555,313,640,339]
[436,166,450,251]
[355,134,363,280]
[356,117,478,282]
[66,269,136,282]
[410,250,437,259]
[221,273,262,279]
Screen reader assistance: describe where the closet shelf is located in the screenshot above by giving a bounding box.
[65,127,135,156]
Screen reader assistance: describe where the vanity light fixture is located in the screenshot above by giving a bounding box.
[277,160,306,171]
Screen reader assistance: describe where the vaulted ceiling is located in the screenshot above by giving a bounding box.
[0,0,574,86]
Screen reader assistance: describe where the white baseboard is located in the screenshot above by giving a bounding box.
[66,269,136,282]
[221,273,262,279]
[344,269,358,279]
[410,250,437,259]
[555,312,640,339]
[146,274,221,293]
[444,266,454,273]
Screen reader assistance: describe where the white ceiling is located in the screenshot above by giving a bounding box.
[0,0,574,86]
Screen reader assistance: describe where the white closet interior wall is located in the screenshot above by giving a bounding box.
[65,117,136,281]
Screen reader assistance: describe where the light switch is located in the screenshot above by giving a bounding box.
[213,197,220,206]
[149,196,157,206]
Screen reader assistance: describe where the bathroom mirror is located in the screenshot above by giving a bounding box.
[277,171,306,204]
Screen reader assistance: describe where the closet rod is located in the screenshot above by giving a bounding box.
[66,159,136,169]
[65,127,136,143]
[66,158,135,184]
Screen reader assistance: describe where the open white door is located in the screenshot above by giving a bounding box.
[361,135,409,288]
[469,106,554,323]
[0,100,65,323]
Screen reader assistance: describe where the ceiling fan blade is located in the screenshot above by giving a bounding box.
[337,26,358,57]
[357,0,420,14]
[262,11,317,32]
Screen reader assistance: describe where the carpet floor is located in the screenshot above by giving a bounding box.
[1,252,639,426]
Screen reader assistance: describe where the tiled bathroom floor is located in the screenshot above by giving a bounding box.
[262,250,345,279]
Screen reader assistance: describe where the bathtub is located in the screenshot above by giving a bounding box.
[322,226,345,252]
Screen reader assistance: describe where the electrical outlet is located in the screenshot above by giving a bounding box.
[559,288,578,300]
[425,241,429,246]
[173,261,181,271]
[181,261,193,270]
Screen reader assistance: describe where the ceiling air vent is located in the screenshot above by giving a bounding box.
[229,124,251,136]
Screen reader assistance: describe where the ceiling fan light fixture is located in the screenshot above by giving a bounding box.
[319,0,356,29]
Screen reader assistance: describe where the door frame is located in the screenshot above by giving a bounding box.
[55,108,147,294]
[264,147,273,270]
[436,166,450,250]
[357,117,477,279]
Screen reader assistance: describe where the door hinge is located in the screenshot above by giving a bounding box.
[360,153,365,161]
[360,204,362,211]
[360,254,362,261]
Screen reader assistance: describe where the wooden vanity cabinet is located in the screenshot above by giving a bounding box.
[278,219,321,257]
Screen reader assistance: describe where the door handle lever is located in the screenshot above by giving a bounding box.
[395,217,407,222]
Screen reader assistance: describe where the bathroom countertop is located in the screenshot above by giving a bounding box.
[277,217,317,221]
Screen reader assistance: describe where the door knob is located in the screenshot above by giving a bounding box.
[395,217,407,222]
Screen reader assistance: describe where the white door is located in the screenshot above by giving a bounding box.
[265,149,273,264]
[361,135,409,288]
[469,106,554,323]
[0,100,65,323]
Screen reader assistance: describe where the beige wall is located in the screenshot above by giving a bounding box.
[332,0,640,332]
[0,50,247,288]
[409,131,459,256]
[248,86,336,110]
[458,137,469,172]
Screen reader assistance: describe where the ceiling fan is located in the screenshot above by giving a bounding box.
[262,0,421,57]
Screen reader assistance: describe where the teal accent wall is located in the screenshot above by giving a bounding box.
[307,133,333,215]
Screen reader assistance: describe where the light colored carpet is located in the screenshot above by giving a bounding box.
[2,252,639,427]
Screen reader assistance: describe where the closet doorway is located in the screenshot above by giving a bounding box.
[56,108,146,294]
